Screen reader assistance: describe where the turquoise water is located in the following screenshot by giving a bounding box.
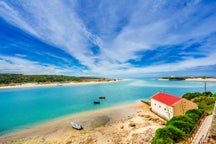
[0,78,216,135]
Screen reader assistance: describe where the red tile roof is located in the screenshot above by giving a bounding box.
[151,92,182,106]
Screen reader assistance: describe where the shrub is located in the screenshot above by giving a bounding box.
[194,96,216,114]
[182,92,202,100]
[194,97,216,107]
[167,126,186,142]
[152,137,173,144]
[185,109,203,117]
[185,113,200,124]
[168,115,193,124]
[166,121,194,134]
[152,126,186,144]
[153,109,204,143]
[202,91,213,97]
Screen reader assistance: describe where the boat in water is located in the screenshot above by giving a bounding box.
[93,101,100,104]
[70,121,83,130]
[99,96,106,99]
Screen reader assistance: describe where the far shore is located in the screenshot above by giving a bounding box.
[0,80,121,89]
[159,78,216,82]
[185,78,216,82]
[0,101,166,144]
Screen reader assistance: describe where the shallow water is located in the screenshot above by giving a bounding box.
[0,78,215,135]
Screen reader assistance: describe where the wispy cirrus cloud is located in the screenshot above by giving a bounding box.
[0,0,216,77]
[94,51,216,77]
[0,1,38,36]
[0,55,84,75]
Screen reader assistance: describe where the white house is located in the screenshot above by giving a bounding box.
[151,92,198,120]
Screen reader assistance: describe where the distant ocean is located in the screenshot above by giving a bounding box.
[0,78,216,135]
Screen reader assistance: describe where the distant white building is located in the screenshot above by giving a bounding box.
[151,92,198,120]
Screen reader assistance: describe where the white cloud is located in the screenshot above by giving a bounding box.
[0,0,95,67]
[0,0,216,76]
[0,1,38,36]
[0,55,82,75]
[93,0,216,75]
[90,52,216,77]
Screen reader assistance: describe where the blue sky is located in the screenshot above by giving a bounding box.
[0,0,216,77]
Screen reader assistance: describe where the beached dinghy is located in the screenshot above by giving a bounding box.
[70,121,83,130]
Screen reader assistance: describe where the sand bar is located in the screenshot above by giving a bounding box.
[159,78,216,82]
[0,101,166,144]
[185,78,216,82]
[0,80,120,89]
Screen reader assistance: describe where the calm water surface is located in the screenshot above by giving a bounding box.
[0,78,215,135]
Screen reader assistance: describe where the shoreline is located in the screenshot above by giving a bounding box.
[185,78,216,82]
[0,101,166,143]
[159,78,216,82]
[0,102,139,137]
[0,80,121,89]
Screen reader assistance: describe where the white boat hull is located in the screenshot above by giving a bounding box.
[70,121,83,130]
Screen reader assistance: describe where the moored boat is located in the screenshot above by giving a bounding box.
[70,121,83,130]
[93,101,100,104]
[99,96,106,99]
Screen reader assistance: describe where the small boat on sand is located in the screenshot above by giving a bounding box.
[99,96,106,99]
[70,121,83,130]
[93,101,100,104]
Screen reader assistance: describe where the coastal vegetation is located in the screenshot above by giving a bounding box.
[182,91,213,100]
[183,91,216,114]
[161,76,216,80]
[162,76,186,80]
[152,91,216,144]
[0,74,117,86]
[152,109,203,144]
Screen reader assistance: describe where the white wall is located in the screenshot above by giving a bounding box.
[151,99,174,120]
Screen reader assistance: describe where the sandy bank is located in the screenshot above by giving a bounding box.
[159,78,216,82]
[185,78,216,82]
[0,80,120,89]
[0,101,166,144]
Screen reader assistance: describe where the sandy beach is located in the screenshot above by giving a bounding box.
[159,78,216,82]
[0,101,166,144]
[0,80,120,89]
[185,78,216,82]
